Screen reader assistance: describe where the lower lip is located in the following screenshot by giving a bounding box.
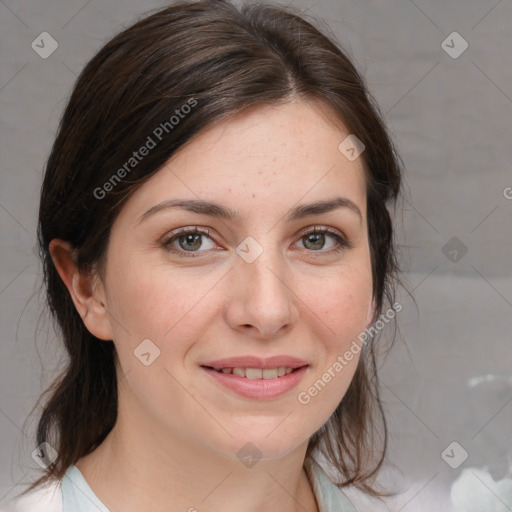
[201,366,308,399]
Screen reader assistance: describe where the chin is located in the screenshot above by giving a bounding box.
[216,427,310,464]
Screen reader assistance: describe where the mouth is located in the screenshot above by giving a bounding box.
[200,358,309,399]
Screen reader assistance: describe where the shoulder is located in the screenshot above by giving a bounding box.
[0,480,62,512]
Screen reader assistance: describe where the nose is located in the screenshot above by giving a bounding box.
[223,245,299,339]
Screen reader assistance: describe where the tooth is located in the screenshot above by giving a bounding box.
[233,367,246,377]
[245,368,263,379]
[221,367,295,379]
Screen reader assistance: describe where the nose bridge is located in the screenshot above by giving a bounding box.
[238,234,288,300]
[229,234,297,336]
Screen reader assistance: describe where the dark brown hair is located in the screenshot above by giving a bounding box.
[21,0,403,499]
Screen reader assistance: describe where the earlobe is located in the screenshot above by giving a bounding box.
[49,239,113,341]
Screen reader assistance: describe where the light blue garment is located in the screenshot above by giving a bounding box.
[5,458,356,512]
[61,466,109,512]
[304,457,357,512]
[61,459,356,512]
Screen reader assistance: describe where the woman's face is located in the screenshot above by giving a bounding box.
[97,100,374,461]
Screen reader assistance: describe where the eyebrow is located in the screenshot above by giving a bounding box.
[138,196,363,225]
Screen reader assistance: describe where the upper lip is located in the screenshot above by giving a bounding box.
[201,356,309,370]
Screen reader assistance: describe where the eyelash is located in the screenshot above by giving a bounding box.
[161,226,352,258]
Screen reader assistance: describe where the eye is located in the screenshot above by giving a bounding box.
[161,227,217,257]
[296,226,351,254]
[161,225,352,258]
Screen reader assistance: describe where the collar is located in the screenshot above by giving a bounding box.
[303,457,357,512]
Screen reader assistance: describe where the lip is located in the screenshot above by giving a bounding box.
[201,364,309,399]
[200,355,309,370]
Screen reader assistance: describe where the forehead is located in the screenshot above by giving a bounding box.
[120,100,367,223]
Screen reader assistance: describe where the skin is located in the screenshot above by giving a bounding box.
[50,99,376,512]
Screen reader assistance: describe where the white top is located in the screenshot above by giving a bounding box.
[2,458,357,512]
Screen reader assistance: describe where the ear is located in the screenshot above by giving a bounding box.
[365,298,377,328]
[49,239,114,341]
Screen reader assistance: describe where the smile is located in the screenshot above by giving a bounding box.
[200,364,308,399]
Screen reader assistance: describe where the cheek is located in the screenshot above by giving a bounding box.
[294,271,371,414]
[293,263,372,405]
[106,253,205,336]
[104,254,224,381]
[300,265,372,347]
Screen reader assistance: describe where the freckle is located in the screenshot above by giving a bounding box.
[252,193,255,198]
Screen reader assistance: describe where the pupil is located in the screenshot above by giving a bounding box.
[179,234,202,251]
[305,233,324,250]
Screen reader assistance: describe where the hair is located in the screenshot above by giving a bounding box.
[20,0,404,499]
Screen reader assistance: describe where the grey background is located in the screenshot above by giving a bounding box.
[1,0,511,510]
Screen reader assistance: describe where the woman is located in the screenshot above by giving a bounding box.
[6,0,403,510]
